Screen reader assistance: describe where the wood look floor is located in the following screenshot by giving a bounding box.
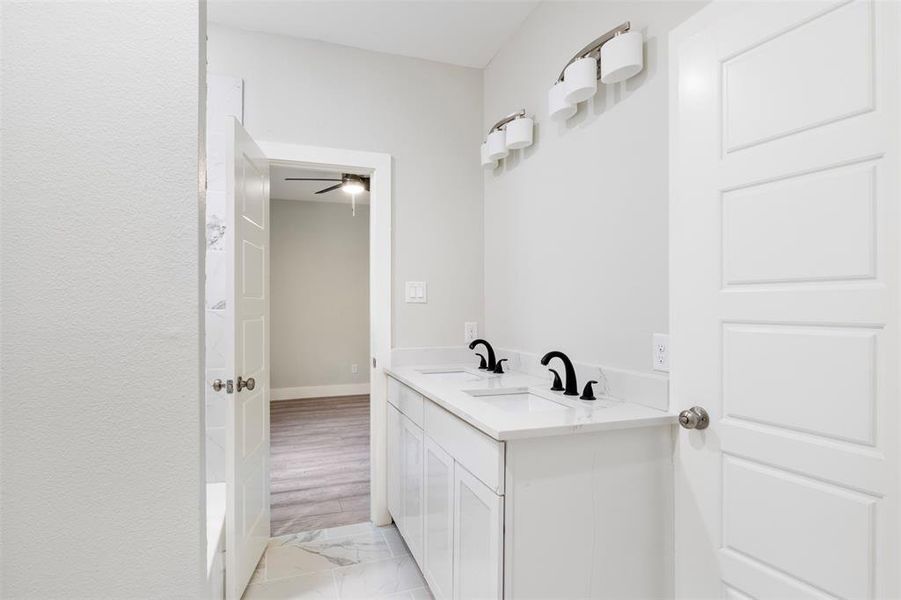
[270,395,370,537]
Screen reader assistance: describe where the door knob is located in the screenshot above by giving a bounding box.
[679,406,709,430]
[211,379,235,393]
[237,376,256,392]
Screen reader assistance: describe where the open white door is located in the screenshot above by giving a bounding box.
[224,116,270,599]
[671,1,899,598]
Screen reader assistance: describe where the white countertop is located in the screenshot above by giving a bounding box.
[385,364,676,441]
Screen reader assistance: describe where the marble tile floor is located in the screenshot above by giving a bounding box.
[243,521,433,600]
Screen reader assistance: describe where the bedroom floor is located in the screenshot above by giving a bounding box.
[270,395,371,537]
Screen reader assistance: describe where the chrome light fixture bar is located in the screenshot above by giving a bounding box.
[548,20,644,122]
[488,109,527,133]
[555,21,631,83]
[481,109,534,169]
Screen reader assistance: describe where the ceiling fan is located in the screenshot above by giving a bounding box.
[284,173,370,195]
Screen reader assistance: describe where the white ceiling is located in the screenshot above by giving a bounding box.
[207,1,539,68]
[270,163,370,205]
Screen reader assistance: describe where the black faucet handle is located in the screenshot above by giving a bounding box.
[493,359,509,374]
[475,353,487,369]
[549,368,564,391]
[580,380,599,401]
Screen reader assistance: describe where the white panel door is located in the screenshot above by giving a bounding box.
[402,415,425,565]
[670,1,899,598]
[224,116,271,599]
[387,403,403,526]
[424,437,455,600]
[453,464,503,600]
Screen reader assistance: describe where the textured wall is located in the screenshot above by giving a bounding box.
[208,25,485,349]
[483,1,706,374]
[271,200,370,390]
[0,3,206,597]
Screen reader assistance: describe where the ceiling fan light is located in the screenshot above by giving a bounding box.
[341,175,366,195]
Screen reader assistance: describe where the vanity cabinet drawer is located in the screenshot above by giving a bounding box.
[424,401,505,495]
[388,377,425,427]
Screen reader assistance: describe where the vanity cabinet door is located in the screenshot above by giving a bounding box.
[453,463,503,600]
[387,404,403,528]
[401,416,425,565]
[423,437,455,600]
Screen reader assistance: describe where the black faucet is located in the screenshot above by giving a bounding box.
[469,339,497,371]
[540,351,578,396]
[493,359,509,374]
[475,353,488,370]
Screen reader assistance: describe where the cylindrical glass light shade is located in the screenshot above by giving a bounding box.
[548,81,577,122]
[563,57,598,104]
[600,31,643,83]
[480,142,497,169]
[486,129,508,161]
[505,117,533,150]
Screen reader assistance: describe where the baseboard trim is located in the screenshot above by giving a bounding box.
[271,383,371,401]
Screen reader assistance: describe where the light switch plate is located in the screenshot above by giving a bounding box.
[464,322,478,343]
[652,333,669,372]
[405,281,427,303]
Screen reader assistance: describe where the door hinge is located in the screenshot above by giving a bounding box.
[372,357,377,368]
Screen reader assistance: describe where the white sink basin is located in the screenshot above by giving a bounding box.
[465,388,569,413]
[416,368,490,384]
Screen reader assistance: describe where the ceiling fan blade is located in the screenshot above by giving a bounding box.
[284,177,342,182]
[315,183,344,194]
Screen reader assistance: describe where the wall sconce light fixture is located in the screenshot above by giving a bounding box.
[481,109,533,169]
[548,21,644,122]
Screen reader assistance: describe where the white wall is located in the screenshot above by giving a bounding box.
[483,1,706,375]
[208,25,485,349]
[0,3,206,597]
[271,200,370,390]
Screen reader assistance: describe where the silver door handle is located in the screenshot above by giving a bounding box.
[237,376,256,392]
[211,379,235,393]
[679,406,709,430]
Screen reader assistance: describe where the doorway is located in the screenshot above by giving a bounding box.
[268,163,372,536]
[205,116,393,597]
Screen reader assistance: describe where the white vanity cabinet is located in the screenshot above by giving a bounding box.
[386,373,672,600]
[387,377,506,600]
[400,415,425,564]
[453,462,503,600]
[386,403,403,524]
[423,437,455,599]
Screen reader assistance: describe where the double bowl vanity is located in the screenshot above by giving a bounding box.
[385,364,676,600]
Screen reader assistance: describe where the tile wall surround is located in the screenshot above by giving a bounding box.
[391,346,669,411]
[205,74,243,483]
